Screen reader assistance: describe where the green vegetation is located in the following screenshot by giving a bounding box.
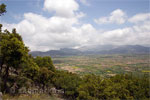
[0,25,56,92]
[53,71,82,99]
[0,4,149,100]
[0,3,6,16]
[77,74,149,100]
[53,55,150,76]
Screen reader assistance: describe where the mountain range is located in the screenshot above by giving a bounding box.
[30,45,150,57]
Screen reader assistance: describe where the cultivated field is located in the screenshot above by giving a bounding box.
[52,54,150,77]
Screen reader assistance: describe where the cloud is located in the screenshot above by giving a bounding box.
[76,12,86,18]
[44,0,79,17]
[97,20,150,46]
[94,9,127,24]
[80,0,90,6]
[1,0,150,51]
[2,12,89,51]
[2,12,150,51]
[128,13,150,24]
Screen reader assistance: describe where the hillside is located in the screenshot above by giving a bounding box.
[30,45,150,57]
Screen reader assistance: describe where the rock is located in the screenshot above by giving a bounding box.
[50,87,57,94]
[0,92,2,100]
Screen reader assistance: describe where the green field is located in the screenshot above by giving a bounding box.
[52,54,150,77]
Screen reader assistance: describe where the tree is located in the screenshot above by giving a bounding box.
[34,56,55,72]
[0,3,6,16]
[77,74,102,100]
[53,71,82,99]
[21,55,39,82]
[0,27,29,93]
[0,3,6,75]
[33,56,56,90]
[38,67,54,90]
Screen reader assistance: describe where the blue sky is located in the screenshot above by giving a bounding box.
[0,0,150,51]
[1,0,149,24]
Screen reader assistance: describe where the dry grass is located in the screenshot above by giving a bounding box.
[2,94,63,100]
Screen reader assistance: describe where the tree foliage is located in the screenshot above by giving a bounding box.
[0,4,149,100]
[0,27,29,92]
[77,74,149,100]
[0,3,6,16]
[34,56,55,72]
[0,22,57,93]
[53,71,82,99]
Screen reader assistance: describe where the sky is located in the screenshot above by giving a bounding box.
[0,0,150,51]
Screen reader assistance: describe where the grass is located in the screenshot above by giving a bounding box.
[3,94,63,100]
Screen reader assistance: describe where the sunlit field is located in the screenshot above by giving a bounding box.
[53,54,150,76]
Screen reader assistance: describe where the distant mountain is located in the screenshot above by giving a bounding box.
[30,48,82,57]
[78,45,117,52]
[105,45,150,54]
[30,45,150,57]
[94,45,150,54]
[59,48,82,55]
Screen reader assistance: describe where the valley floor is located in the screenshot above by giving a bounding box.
[53,54,150,77]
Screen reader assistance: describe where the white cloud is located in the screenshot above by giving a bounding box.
[44,0,79,17]
[2,12,88,51]
[76,12,86,18]
[1,0,150,51]
[97,20,150,46]
[2,11,150,51]
[128,13,150,24]
[80,0,90,6]
[94,9,127,24]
